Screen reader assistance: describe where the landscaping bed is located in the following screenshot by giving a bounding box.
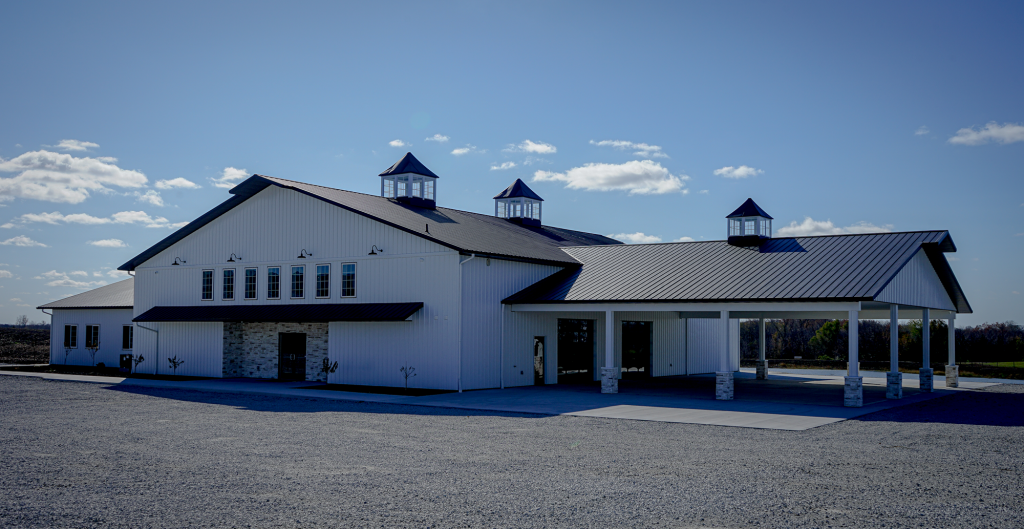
[0,363,215,381]
[301,383,454,397]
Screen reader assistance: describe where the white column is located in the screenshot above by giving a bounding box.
[601,310,617,394]
[756,317,767,380]
[920,308,933,392]
[946,315,958,388]
[716,310,734,400]
[720,311,730,372]
[845,309,863,407]
[887,304,902,399]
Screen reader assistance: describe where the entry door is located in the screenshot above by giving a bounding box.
[278,333,307,381]
[557,319,594,381]
[622,321,652,376]
[533,337,545,385]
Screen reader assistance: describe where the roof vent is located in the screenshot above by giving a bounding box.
[726,198,772,246]
[494,178,544,227]
[379,152,438,209]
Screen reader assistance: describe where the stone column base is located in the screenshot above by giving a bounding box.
[716,371,734,400]
[600,367,619,394]
[844,376,863,407]
[886,371,902,399]
[945,365,959,388]
[919,367,934,392]
[756,361,768,380]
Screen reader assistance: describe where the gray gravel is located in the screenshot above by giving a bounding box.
[1,376,1022,528]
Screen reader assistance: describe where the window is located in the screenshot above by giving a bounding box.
[223,269,235,300]
[122,326,133,350]
[383,179,395,198]
[267,267,281,299]
[532,202,541,220]
[729,219,740,236]
[85,325,100,349]
[245,268,258,300]
[744,219,755,236]
[63,325,78,348]
[202,270,214,300]
[341,263,356,297]
[397,181,407,196]
[412,181,421,198]
[316,264,330,298]
[760,219,769,237]
[424,180,434,200]
[497,201,506,218]
[291,265,305,298]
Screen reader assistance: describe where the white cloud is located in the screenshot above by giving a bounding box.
[5,209,183,229]
[776,217,894,237]
[88,238,127,248]
[34,269,107,289]
[713,165,764,179]
[9,297,21,302]
[210,167,250,189]
[107,269,129,279]
[589,140,667,158]
[424,134,449,143]
[948,122,1024,145]
[452,144,482,156]
[504,140,557,154]
[0,150,148,204]
[134,190,164,207]
[915,126,930,136]
[51,139,99,152]
[490,161,517,171]
[608,232,662,244]
[699,190,709,195]
[533,160,687,195]
[155,177,200,190]
[1,235,47,247]
[0,270,12,278]
[674,236,695,242]
[69,271,88,276]
[389,139,407,147]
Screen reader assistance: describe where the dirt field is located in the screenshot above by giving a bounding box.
[0,327,49,364]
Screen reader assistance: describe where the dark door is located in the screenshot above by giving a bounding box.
[622,321,652,377]
[278,333,307,381]
[557,319,594,382]
[533,337,545,385]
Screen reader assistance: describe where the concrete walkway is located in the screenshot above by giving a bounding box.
[0,368,1001,431]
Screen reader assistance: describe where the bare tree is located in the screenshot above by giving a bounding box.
[15,315,28,327]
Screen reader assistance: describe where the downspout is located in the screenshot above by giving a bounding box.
[499,303,505,389]
[136,323,159,375]
[458,253,476,393]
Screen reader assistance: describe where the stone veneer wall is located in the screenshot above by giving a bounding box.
[222,322,330,381]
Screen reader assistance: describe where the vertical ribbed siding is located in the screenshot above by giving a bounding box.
[502,310,606,387]
[48,309,134,367]
[875,250,955,310]
[613,312,687,377]
[156,322,224,377]
[460,258,562,390]
[686,318,740,374]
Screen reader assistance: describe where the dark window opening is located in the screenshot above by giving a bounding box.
[64,325,77,348]
[122,326,133,350]
[622,321,653,378]
[201,270,214,300]
[557,319,594,381]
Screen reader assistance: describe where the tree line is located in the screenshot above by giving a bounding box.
[740,319,1024,364]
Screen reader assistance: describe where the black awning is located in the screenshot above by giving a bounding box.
[133,302,423,323]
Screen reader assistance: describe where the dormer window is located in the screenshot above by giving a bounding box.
[726,198,773,246]
[494,178,544,227]
[379,152,439,209]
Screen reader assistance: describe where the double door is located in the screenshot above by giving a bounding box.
[278,333,307,381]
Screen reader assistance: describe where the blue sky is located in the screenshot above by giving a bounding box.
[0,1,1021,326]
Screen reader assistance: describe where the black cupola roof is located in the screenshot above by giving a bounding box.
[726,198,772,219]
[379,152,439,179]
[493,178,544,201]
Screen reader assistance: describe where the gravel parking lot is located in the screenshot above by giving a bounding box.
[1,375,1022,528]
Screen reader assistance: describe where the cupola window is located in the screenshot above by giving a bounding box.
[494,178,545,227]
[379,152,440,209]
[726,198,773,246]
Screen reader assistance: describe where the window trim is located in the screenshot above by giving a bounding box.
[201,269,214,301]
[222,268,236,301]
[122,325,134,350]
[85,324,100,349]
[266,266,281,300]
[64,324,78,349]
[244,267,258,301]
[340,262,356,298]
[290,265,305,299]
[315,263,331,299]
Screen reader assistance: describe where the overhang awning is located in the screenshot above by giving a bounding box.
[133,302,423,323]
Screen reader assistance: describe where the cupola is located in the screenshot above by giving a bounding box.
[379,152,439,209]
[494,178,544,227]
[726,198,772,246]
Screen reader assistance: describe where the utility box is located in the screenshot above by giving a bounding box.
[120,354,133,373]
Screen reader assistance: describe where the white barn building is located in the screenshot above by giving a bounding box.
[40,153,971,406]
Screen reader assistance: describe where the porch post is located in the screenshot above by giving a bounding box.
[756,317,767,380]
[946,315,958,388]
[920,308,933,392]
[716,310,734,400]
[845,309,863,407]
[887,304,902,399]
[601,310,618,394]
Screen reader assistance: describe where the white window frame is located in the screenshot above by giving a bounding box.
[315,263,331,299]
[291,265,305,299]
[202,269,214,301]
[122,325,134,350]
[267,266,281,300]
[223,268,235,301]
[64,324,78,349]
[341,262,356,298]
[244,267,258,300]
[85,324,100,349]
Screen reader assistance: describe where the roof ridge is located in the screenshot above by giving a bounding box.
[565,230,950,250]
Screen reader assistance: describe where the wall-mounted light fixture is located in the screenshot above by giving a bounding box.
[227,253,241,263]
[172,257,186,266]
[297,249,313,259]
[368,245,384,256]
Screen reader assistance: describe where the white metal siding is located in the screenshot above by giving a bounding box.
[875,250,955,311]
[614,312,687,377]
[460,258,562,390]
[503,310,608,388]
[158,322,224,377]
[686,318,739,374]
[48,309,134,367]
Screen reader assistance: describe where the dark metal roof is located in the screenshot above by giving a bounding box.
[119,175,619,271]
[726,198,773,219]
[133,302,423,323]
[503,231,971,313]
[378,152,439,178]
[493,179,544,201]
[37,278,134,309]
